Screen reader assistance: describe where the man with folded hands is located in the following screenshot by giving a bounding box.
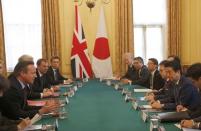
[1,61,60,120]
[32,58,55,96]
[149,61,201,111]
[46,56,72,86]
[145,60,174,103]
[120,53,137,84]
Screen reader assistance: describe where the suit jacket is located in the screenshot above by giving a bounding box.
[121,65,137,81]
[132,65,150,88]
[174,76,201,111]
[187,91,201,119]
[8,73,41,100]
[155,80,175,103]
[0,100,18,131]
[46,66,67,85]
[33,69,51,93]
[149,70,165,90]
[1,76,41,120]
[163,76,201,111]
[0,112,18,131]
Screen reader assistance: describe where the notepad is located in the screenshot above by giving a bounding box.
[27,100,46,106]
[134,89,152,93]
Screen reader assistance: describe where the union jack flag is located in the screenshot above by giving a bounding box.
[71,5,93,78]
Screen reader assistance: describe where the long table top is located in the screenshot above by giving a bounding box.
[38,79,180,131]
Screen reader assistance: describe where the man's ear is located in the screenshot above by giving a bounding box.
[20,71,26,77]
[176,70,181,75]
[198,77,201,82]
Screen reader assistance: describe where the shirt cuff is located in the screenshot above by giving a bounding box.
[40,93,43,98]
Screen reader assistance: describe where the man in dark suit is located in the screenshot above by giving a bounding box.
[33,59,53,95]
[180,63,201,129]
[147,58,165,90]
[131,57,149,88]
[46,56,72,86]
[0,75,31,131]
[121,53,137,84]
[1,61,58,120]
[151,61,201,111]
[8,57,50,100]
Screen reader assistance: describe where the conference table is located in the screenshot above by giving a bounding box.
[38,79,180,131]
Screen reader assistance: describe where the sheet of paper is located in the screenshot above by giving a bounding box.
[24,125,42,131]
[134,89,152,93]
[182,128,201,131]
[174,123,181,129]
[59,84,73,88]
[31,113,42,125]
[141,105,152,109]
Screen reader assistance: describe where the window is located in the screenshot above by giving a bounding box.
[133,0,167,63]
[2,0,42,71]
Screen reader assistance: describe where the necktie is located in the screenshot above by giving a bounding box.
[150,74,154,89]
[54,70,58,81]
[40,76,44,89]
[23,85,29,109]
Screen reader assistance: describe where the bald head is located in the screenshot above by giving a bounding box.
[123,53,133,65]
[18,54,34,62]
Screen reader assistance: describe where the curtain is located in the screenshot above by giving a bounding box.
[167,0,181,57]
[41,0,61,61]
[115,0,134,75]
[0,0,6,76]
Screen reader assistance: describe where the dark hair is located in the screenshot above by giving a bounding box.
[186,63,201,80]
[164,60,181,72]
[36,58,48,66]
[133,56,144,64]
[0,75,10,93]
[14,61,34,77]
[148,58,158,65]
[50,56,60,62]
[159,60,168,66]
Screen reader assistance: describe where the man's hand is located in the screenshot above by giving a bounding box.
[42,90,53,98]
[121,79,131,84]
[51,86,60,92]
[114,73,121,80]
[64,79,73,84]
[39,101,60,115]
[181,120,194,128]
[151,101,162,109]
[176,105,187,112]
[145,94,155,101]
[17,118,31,131]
